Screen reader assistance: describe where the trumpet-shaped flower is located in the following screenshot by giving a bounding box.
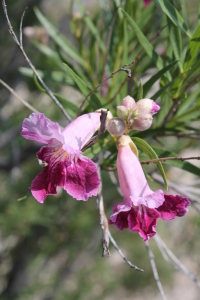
[21,112,101,204]
[109,136,190,241]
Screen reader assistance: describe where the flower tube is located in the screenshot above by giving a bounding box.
[109,136,190,241]
[21,112,102,204]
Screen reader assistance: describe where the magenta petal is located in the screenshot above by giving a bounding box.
[151,102,160,114]
[31,146,66,204]
[157,194,190,220]
[128,206,159,241]
[109,202,132,230]
[62,112,101,150]
[130,189,165,209]
[21,113,64,144]
[64,156,100,201]
[144,0,152,7]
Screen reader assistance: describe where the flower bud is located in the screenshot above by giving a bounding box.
[116,135,138,156]
[107,118,126,136]
[131,114,153,131]
[121,95,136,109]
[136,99,160,115]
[117,105,129,120]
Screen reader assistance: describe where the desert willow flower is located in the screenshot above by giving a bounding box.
[21,112,104,204]
[109,135,190,241]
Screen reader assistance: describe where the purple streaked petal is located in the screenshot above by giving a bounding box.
[62,112,101,150]
[64,155,100,201]
[109,202,132,230]
[21,113,64,145]
[128,206,159,241]
[157,194,190,220]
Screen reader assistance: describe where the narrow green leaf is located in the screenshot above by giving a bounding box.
[32,74,78,118]
[184,24,200,71]
[34,7,87,67]
[153,0,192,38]
[120,8,165,70]
[17,196,27,201]
[137,80,143,100]
[76,0,106,53]
[167,18,183,71]
[153,147,200,176]
[143,61,178,97]
[19,67,74,85]
[63,63,102,110]
[176,85,200,116]
[151,80,174,100]
[132,137,168,188]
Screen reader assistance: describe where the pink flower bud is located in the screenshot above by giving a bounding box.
[136,99,160,115]
[107,118,126,136]
[131,114,153,131]
[121,95,136,109]
[117,105,129,120]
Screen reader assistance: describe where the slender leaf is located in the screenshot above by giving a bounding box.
[167,18,183,71]
[76,0,106,53]
[32,74,78,118]
[151,80,174,100]
[132,137,168,188]
[153,147,200,176]
[120,8,165,70]
[143,61,178,97]
[176,85,200,116]
[153,0,192,38]
[137,80,143,100]
[63,63,102,110]
[19,67,74,85]
[184,24,200,71]
[34,7,87,67]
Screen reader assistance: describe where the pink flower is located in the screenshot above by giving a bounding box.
[21,112,101,204]
[144,0,152,7]
[109,136,190,241]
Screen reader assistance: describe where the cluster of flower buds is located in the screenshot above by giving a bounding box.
[107,95,160,136]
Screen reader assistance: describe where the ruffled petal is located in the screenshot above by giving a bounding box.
[128,206,159,241]
[61,112,101,150]
[21,113,64,145]
[30,144,100,203]
[130,189,165,208]
[30,145,66,204]
[64,155,100,201]
[109,202,132,230]
[157,194,190,220]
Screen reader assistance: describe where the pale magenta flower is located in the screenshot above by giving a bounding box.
[21,112,101,204]
[117,96,160,132]
[144,0,152,7]
[109,136,190,241]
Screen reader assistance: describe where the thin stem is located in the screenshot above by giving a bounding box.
[140,156,200,165]
[77,61,134,116]
[20,7,27,47]
[81,109,108,151]
[0,79,39,113]
[2,0,71,121]
[145,241,166,300]
[162,99,181,127]
[154,234,200,289]
[97,164,110,257]
[108,231,143,272]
